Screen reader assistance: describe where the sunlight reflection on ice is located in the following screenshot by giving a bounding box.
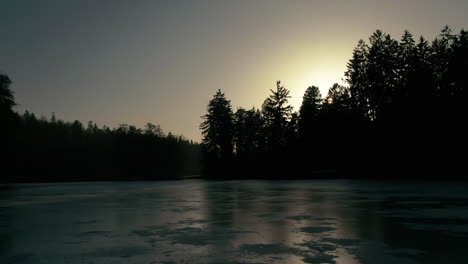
[1,180,468,264]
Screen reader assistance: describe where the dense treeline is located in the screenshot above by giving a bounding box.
[2,26,466,182]
[201,27,467,179]
[0,76,201,183]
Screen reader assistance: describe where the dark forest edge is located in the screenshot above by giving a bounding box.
[1,83,202,183]
[1,26,467,183]
[200,26,467,180]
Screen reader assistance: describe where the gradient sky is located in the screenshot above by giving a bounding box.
[1,0,468,141]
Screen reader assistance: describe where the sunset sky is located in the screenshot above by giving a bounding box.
[1,0,467,141]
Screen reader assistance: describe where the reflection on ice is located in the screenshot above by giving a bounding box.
[1,180,468,264]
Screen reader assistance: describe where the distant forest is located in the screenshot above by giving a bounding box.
[1,78,201,182]
[200,27,467,179]
[1,27,467,183]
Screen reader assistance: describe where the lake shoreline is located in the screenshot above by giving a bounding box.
[3,172,468,185]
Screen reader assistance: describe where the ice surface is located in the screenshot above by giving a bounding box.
[1,180,468,263]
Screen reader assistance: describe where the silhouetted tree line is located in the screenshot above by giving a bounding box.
[0,76,201,183]
[201,27,467,179]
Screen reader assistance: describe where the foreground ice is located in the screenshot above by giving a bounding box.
[1,180,468,264]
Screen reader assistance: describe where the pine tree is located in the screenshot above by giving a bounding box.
[345,39,369,119]
[298,85,322,137]
[366,30,400,120]
[200,89,234,161]
[399,30,417,93]
[0,74,15,118]
[233,107,264,156]
[261,81,293,150]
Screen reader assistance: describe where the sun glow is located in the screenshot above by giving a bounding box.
[269,44,349,111]
[287,66,346,111]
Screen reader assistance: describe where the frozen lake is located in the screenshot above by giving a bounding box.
[1,180,468,264]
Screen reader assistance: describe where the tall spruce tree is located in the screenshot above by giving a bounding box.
[345,39,370,119]
[298,85,322,138]
[200,89,234,175]
[367,30,400,121]
[233,107,264,156]
[261,81,293,150]
[0,74,15,119]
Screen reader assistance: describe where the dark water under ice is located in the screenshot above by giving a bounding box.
[1,180,468,264]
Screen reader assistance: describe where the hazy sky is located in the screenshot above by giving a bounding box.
[1,0,467,141]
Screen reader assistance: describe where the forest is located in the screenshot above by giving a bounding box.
[0,78,201,182]
[200,27,467,179]
[1,27,467,182]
